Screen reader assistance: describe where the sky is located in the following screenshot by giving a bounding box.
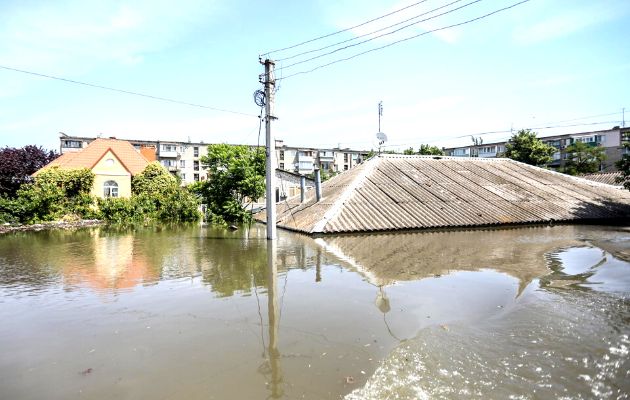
[1,0,629,153]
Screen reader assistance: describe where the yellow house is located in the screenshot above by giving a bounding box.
[35,138,151,198]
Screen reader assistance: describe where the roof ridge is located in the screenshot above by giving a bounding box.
[311,157,380,233]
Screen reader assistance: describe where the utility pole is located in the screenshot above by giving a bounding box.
[623,107,626,128]
[261,59,278,240]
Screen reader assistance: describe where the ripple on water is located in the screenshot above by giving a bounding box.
[346,288,630,400]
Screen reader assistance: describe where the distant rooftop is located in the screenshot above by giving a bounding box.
[257,154,630,235]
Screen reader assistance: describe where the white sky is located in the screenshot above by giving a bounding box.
[1,0,629,152]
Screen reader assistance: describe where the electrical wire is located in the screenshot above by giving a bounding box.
[261,0,431,56]
[277,0,530,81]
[0,64,257,117]
[276,0,471,64]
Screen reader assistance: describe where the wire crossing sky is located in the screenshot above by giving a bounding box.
[0,0,629,151]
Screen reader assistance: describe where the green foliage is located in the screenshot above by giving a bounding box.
[418,144,445,156]
[615,142,630,190]
[0,163,200,226]
[195,144,265,224]
[562,141,606,175]
[0,167,96,224]
[403,147,415,155]
[124,162,200,224]
[504,129,556,166]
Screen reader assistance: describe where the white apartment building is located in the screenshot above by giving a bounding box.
[59,134,210,184]
[59,134,369,185]
[443,126,629,171]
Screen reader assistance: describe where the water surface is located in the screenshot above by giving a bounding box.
[0,224,628,399]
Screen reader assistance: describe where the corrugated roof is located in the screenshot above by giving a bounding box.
[36,138,149,175]
[579,171,623,186]
[258,155,630,235]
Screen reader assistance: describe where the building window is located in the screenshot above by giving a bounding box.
[344,153,349,162]
[63,140,82,148]
[194,147,199,157]
[179,159,186,168]
[194,173,200,182]
[194,160,200,171]
[105,158,114,166]
[279,162,285,169]
[181,173,186,180]
[162,144,177,152]
[103,180,118,198]
[280,151,285,160]
[344,165,348,171]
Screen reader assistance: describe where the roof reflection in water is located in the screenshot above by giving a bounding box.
[315,225,595,295]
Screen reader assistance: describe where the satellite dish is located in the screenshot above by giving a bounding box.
[253,90,266,107]
[376,132,387,143]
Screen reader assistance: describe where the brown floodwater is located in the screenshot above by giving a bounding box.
[0,224,628,399]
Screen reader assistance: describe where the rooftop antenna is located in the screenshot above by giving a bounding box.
[376,101,387,154]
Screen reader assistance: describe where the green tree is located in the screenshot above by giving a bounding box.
[99,163,200,225]
[403,147,415,155]
[418,144,445,155]
[503,129,556,166]
[615,142,630,190]
[562,141,606,175]
[195,144,265,224]
[0,167,95,223]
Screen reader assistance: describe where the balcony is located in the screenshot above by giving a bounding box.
[160,150,180,158]
[318,151,334,161]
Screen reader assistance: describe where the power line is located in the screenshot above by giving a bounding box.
[261,0,431,56]
[277,0,530,81]
[0,65,257,117]
[277,0,474,65]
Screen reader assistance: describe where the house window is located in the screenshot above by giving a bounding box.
[344,153,349,162]
[181,173,186,180]
[194,147,199,157]
[103,180,118,198]
[162,144,177,152]
[194,173,200,182]
[194,160,200,171]
[280,151,285,160]
[279,162,284,169]
[344,165,348,171]
[179,160,186,168]
[105,158,115,166]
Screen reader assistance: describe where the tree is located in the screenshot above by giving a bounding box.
[503,129,555,166]
[403,147,415,155]
[0,167,95,223]
[0,145,58,197]
[562,141,606,175]
[418,144,444,155]
[195,144,265,224]
[616,142,630,190]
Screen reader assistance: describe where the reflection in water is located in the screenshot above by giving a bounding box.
[266,241,283,398]
[0,224,628,399]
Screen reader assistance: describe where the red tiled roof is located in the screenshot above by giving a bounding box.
[36,138,149,176]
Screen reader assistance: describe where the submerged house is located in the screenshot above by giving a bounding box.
[35,138,150,198]
[257,154,630,235]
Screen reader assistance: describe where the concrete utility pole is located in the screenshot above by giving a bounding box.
[262,59,277,240]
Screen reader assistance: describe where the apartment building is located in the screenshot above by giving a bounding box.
[60,134,210,184]
[275,140,368,175]
[59,134,369,185]
[443,126,629,171]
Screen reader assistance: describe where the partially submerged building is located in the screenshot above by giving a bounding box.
[257,154,630,235]
[35,138,150,198]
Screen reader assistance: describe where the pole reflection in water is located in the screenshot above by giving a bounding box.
[262,240,283,398]
[375,286,402,342]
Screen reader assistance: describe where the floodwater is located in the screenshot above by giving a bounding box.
[0,224,628,399]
